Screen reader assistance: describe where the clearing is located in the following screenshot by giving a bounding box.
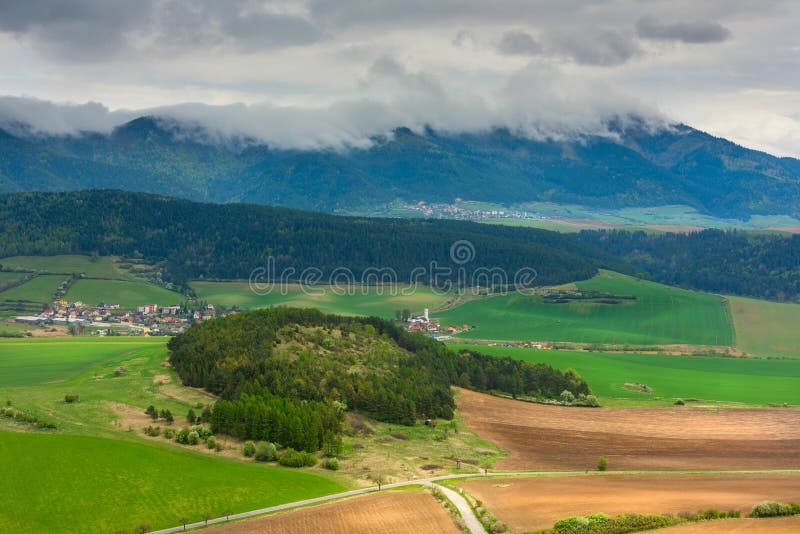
[456,389,800,471]
[459,474,800,533]
[204,490,460,534]
[438,271,733,345]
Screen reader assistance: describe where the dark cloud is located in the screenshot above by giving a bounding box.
[496,30,542,56]
[636,16,731,44]
[551,29,639,66]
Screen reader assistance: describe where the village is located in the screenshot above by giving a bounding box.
[14,298,230,336]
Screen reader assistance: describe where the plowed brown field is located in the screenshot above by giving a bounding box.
[460,474,800,532]
[204,491,460,534]
[456,389,800,470]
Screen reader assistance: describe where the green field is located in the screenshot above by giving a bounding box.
[0,430,344,533]
[0,271,26,282]
[0,254,135,279]
[0,274,67,303]
[438,271,733,345]
[191,281,447,318]
[451,344,800,405]
[730,296,800,359]
[66,279,184,309]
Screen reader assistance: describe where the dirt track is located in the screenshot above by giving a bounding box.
[461,474,800,532]
[203,491,460,534]
[456,389,800,470]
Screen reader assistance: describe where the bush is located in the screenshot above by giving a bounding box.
[322,430,343,457]
[206,436,216,449]
[597,457,608,471]
[143,425,161,437]
[322,457,339,470]
[163,428,175,439]
[278,448,317,467]
[64,394,80,403]
[175,427,190,444]
[187,409,197,423]
[243,440,256,457]
[749,501,800,518]
[674,398,685,406]
[191,425,213,440]
[560,390,575,404]
[187,431,199,445]
[254,441,277,462]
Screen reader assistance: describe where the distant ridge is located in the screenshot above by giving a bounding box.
[0,117,798,217]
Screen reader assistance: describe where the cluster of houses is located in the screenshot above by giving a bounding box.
[403,308,471,340]
[15,299,226,336]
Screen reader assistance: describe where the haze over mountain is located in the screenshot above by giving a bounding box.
[1,112,798,218]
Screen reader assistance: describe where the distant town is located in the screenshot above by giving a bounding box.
[399,201,545,221]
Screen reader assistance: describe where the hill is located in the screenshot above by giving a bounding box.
[168,308,593,447]
[0,190,624,287]
[1,118,799,218]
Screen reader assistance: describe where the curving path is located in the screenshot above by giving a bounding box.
[148,469,798,534]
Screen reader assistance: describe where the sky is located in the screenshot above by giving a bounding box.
[0,0,798,155]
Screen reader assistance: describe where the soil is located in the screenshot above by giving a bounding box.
[460,474,800,532]
[456,388,800,471]
[662,516,800,532]
[204,491,461,534]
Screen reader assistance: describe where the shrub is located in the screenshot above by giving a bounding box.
[243,440,256,457]
[560,390,575,404]
[187,431,200,445]
[278,448,317,467]
[163,428,175,439]
[175,427,190,444]
[597,457,608,471]
[145,405,157,420]
[322,430,343,457]
[187,409,196,423]
[143,425,161,437]
[206,436,216,449]
[674,399,685,406]
[64,394,80,403]
[322,457,339,470]
[255,441,277,462]
[749,501,800,518]
[191,425,213,440]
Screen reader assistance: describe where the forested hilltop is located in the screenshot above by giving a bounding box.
[0,190,623,287]
[579,230,800,301]
[168,308,591,450]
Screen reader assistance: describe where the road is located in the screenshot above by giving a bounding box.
[148,469,799,534]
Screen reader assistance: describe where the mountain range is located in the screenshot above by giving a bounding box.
[1,117,799,217]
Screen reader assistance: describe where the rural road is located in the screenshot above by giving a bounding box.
[147,469,798,534]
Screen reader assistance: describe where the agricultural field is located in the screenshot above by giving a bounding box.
[729,296,800,359]
[451,344,800,405]
[191,281,447,318]
[0,430,345,534]
[663,517,800,532]
[0,254,134,279]
[438,271,733,345]
[0,271,26,282]
[65,278,184,309]
[456,389,800,471]
[205,490,460,534]
[458,474,800,533]
[0,274,67,303]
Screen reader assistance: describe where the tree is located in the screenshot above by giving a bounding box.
[223,508,233,521]
[203,512,211,526]
[178,516,188,531]
[187,409,197,424]
[597,456,609,471]
[479,458,492,475]
[373,472,386,490]
[145,405,157,420]
[243,440,256,457]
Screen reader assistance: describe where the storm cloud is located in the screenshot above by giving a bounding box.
[636,16,731,44]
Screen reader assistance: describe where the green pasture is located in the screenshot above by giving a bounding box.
[438,271,733,345]
[66,278,184,309]
[451,344,800,405]
[729,296,800,359]
[0,254,135,279]
[191,281,447,318]
[0,271,26,282]
[0,430,345,534]
[0,274,67,303]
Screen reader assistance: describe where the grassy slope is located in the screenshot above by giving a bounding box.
[191,281,447,318]
[0,272,26,282]
[439,271,733,345]
[66,279,184,309]
[451,344,800,405]
[0,274,67,303]
[0,254,131,278]
[0,430,344,534]
[729,296,800,359]
[0,337,346,532]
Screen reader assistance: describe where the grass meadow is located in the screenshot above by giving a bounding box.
[451,344,800,405]
[0,274,68,304]
[65,278,184,309]
[0,430,344,533]
[438,271,733,345]
[190,281,448,318]
[729,296,800,359]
